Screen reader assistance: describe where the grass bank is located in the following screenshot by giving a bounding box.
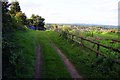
[13,30,71,78]
[34,31,71,78]
[46,31,120,79]
[13,30,36,78]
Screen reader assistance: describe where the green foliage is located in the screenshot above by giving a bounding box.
[29,14,45,30]
[62,26,72,32]
[2,1,34,78]
[2,30,36,78]
[9,1,21,15]
[27,19,33,26]
[46,31,120,78]
[33,31,71,78]
[13,30,36,78]
[2,2,14,33]
[50,24,58,31]
[2,33,20,78]
[2,0,46,78]
[15,12,27,25]
[9,1,28,27]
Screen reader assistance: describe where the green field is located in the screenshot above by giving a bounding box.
[2,1,120,79]
[46,30,120,78]
[33,31,71,78]
[3,28,120,79]
[6,30,71,78]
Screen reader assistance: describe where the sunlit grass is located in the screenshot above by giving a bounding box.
[13,30,36,78]
[33,31,71,78]
[46,31,120,78]
[10,30,120,78]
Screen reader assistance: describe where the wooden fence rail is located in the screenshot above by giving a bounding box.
[60,32,120,65]
[66,32,120,53]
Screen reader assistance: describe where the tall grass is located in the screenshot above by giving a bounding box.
[13,30,36,78]
[34,31,71,78]
[46,31,120,78]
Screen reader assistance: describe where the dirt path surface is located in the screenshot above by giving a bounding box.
[34,45,42,79]
[53,45,83,79]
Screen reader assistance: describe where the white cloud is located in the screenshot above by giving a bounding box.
[8,0,119,25]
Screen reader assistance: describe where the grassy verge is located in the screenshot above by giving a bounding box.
[13,30,36,78]
[2,29,36,78]
[46,31,120,79]
[3,29,71,78]
[33,31,71,78]
[4,29,119,78]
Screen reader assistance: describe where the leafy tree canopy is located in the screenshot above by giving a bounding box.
[9,1,21,15]
[29,14,45,30]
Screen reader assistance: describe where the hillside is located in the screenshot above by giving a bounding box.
[2,0,120,79]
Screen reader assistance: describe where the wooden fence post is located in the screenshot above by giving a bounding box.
[66,33,68,39]
[81,37,83,46]
[96,44,100,57]
[65,32,67,39]
[71,35,73,40]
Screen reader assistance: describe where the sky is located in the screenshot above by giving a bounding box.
[8,0,119,25]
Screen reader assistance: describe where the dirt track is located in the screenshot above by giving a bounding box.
[53,45,83,79]
[34,45,42,79]
[34,44,83,79]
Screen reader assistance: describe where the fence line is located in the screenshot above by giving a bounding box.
[59,31,120,65]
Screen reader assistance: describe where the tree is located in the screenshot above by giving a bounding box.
[26,19,33,26]
[2,1,13,32]
[9,1,21,16]
[30,14,37,27]
[2,1,17,78]
[30,14,45,30]
[15,12,27,25]
[9,1,28,26]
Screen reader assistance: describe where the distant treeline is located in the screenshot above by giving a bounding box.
[46,23,119,29]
